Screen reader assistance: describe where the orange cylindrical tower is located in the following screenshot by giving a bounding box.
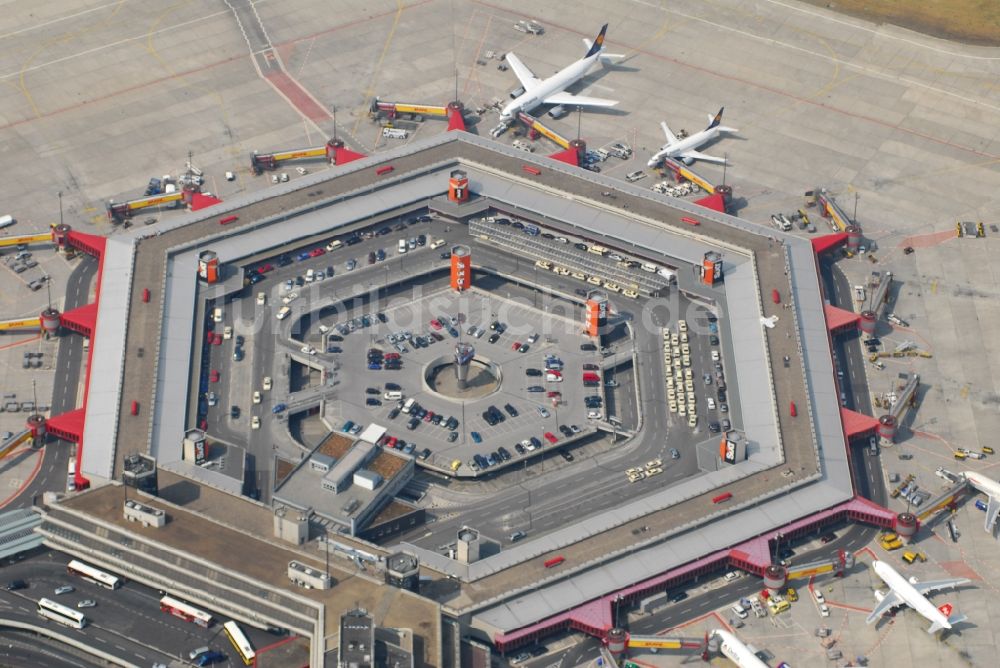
[450,245,472,291]
[701,251,723,286]
[585,292,608,337]
[449,169,469,203]
[198,250,219,284]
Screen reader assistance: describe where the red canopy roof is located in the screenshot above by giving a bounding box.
[333,145,366,165]
[189,192,223,211]
[548,148,579,166]
[812,232,848,255]
[823,303,859,332]
[695,192,726,213]
[446,107,467,132]
[840,407,880,438]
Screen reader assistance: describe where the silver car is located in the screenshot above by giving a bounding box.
[77,599,96,608]
[54,585,74,595]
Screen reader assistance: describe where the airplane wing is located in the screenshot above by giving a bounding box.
[660,121,679,145]
[985,495,1000,534]
[543,91,618,109]
[678,149,728,164]
[866,591,903,624]
[913,577,971,596]
[504,53,540,89]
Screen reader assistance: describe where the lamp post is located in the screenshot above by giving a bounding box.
[58,191,63,227]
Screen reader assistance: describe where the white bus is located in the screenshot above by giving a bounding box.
[67,559,121,590]
[160,595,213,628]
[38,598,87,629]
[224,620,256,665]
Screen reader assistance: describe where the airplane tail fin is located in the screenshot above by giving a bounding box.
[585,24,609,58]
[706,107,727,130]
[927,603,966,633]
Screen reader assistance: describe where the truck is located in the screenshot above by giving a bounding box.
[771,214,792,231]
[887,313,909,327]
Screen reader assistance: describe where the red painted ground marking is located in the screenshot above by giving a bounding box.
[939,560,982,581]
[0,447,44,509]
[263,70,330,123]
[900,229,957,249]
[0,332,41,350]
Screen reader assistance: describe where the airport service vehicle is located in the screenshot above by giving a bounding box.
[866,560,970,633]
[67,559,121,589]
[37,598,87,629]
[224,620,256,665]
[160,595,213,628]
[500,24,623,121]
[647,108,738,167]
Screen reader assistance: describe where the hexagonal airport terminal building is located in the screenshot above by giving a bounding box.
[44,132,873,664]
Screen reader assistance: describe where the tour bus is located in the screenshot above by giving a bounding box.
[37,598,87,628]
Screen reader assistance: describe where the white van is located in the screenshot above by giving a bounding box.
[276,306,291,320]
[730,603,748,619]
[640,262,658,273]
[382,127,408,139]
[384,390,403,401]
[0,214,14,230]
[212,307,223,323]
[397,239,408,254]
[429,238,446,249]
[306,268,315,282]
[325,239,343,252]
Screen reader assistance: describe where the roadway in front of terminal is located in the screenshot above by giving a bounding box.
[0,547,279,667]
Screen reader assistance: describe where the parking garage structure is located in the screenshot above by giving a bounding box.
[47,133,895,658]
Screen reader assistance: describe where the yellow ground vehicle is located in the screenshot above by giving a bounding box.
[450,459,461,472]
[879,532,903,551]
[786,588,798,602]
[954,450,968,460]
[902,551,927,564]
[983,446,995,455]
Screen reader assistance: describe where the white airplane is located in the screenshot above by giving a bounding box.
[500,24,623,121]
[712,629,768,668]
[647,107,738,167]
[867,560,970,633]
[964,470,1000,535]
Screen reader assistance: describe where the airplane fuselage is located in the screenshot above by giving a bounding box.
[713,629,768,668]
[648,127,726,167]
[871,560,952,630]
[964,470,1000,497]
[501,55,600,120]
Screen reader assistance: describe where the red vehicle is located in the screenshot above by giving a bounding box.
[429,319,442,330]
[522,165,542,176]
[206,331,215,344]
[386,436,398,449]
[384,352,401,360]
[309,248,325,257]
[582,372,600,382]
[544,432,558,444]
[511,341,522,351]
[257,263,274,274]
[219,215,238,225]
[376,165,394,175]
[423,411,435,422]
[130,401,139,416]
[543,555,565,568]
[142,288,151,303]
[213,334,223,346]
[546,369,562,377]
[712,492,733,504]
[546,391,562,399]
[210,370,220,383]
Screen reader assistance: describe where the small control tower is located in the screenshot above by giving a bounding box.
[454,343,475,390]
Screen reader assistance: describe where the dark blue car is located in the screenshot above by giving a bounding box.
[296,250,311,261]
[272,403,287,414]
[471,431,482,444]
